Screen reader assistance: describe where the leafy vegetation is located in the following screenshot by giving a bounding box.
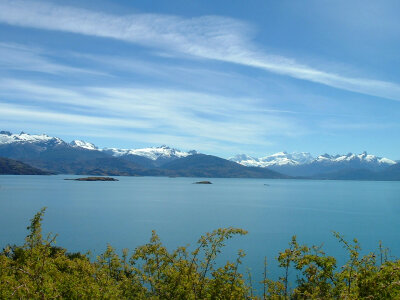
[1,209,400,299]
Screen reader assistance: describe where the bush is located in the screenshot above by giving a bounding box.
[1,208,400,299]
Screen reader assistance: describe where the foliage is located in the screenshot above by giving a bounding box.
[1,209,400,299]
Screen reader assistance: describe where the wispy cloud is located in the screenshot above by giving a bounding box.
[0,0,399,100]
[0,78,304,151]
[0,102,151,128]
[321,120,399,130]
[0,42,106,75]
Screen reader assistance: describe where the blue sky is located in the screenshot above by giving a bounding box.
[0,0,399,159]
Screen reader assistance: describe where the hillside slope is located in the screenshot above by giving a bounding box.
[0,157,52,175]
[163,154,288,178]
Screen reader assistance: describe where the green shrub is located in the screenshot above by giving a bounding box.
[1,208,399,299]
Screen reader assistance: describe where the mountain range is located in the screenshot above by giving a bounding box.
[0,131,282,178]
[0,130,398,180]
[229,151,396,176]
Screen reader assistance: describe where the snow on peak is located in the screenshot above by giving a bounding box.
[102,145,192,161]
[228,154,262,167]
[231,151,396,168]
[229,154,257,161]
[0,131,64,145]
[230,152,314,168]
[2,130,396,167]
[290,152,314,164]
[269,151,288,157]
[316,154,332,161]
[315,152,395,165]
[261,152,313,164]
[379,157,396,165]
[70,140,98,150]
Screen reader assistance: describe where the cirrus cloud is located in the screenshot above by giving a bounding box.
[0,0,399,100]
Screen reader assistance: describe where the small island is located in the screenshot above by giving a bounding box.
[194,181,212,184]
[65,177,119,181]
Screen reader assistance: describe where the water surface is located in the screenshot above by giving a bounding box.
[1,175,399,286]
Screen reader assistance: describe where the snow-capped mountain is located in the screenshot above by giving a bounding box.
[230,152,314,168]
[230,151,396,177]
[0,131,64,147]
[0,131,109,173]
[102,145,198,167]
[103,145,193,161]
[1,130,398,179]
[70,140,98,150]
[0,131,197,169]
[315,152,396,166]
[0,131,195,162]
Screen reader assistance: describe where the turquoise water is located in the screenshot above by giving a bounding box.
[1,175,400,286]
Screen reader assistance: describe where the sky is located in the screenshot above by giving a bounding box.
[0,0,399,159]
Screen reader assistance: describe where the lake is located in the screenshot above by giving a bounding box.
[1,175,400,289]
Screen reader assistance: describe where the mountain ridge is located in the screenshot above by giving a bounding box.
[230,151,396,176]
[0,131,287,178]
[0,131,398,180]
[0,157,52,175]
